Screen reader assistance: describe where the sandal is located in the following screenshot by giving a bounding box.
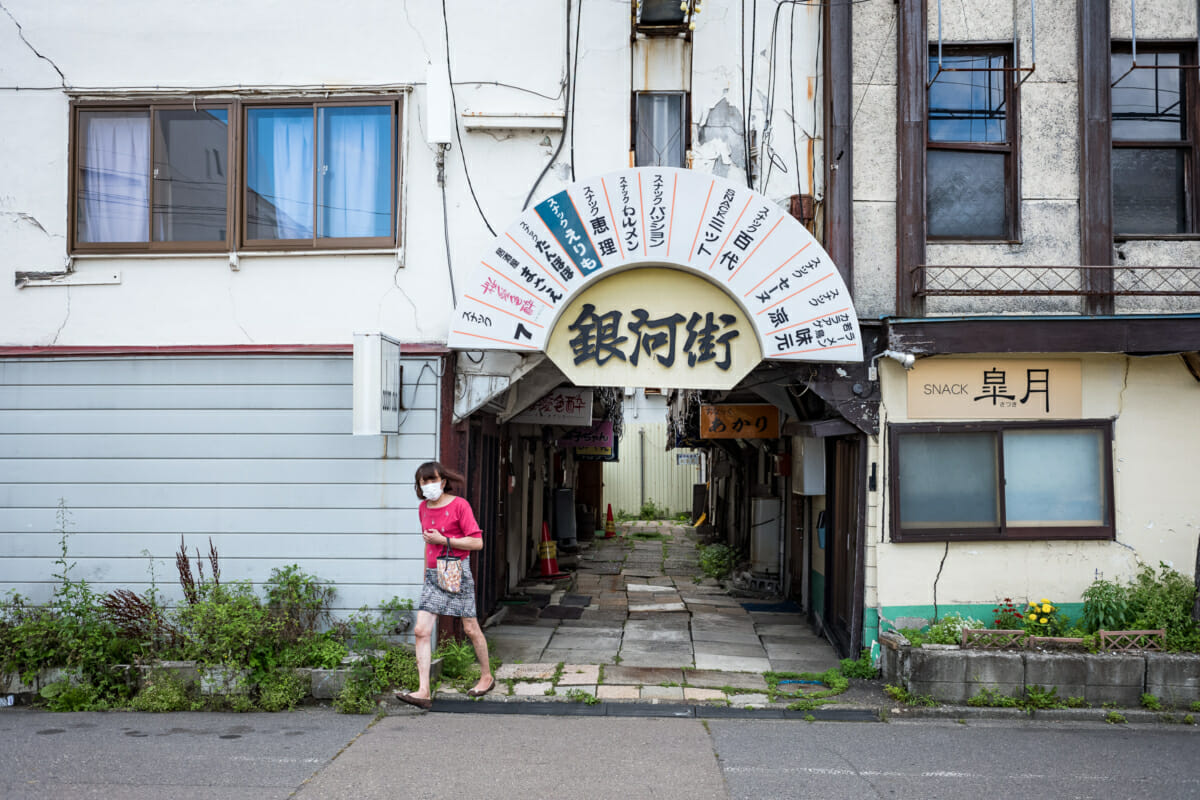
[467,678,496,698]
[395,692,432,710]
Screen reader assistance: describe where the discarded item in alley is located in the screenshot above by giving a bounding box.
[605,504,615,538]
[538,521,569,579]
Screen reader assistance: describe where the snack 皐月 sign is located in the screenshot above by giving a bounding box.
[906,359,1082,419]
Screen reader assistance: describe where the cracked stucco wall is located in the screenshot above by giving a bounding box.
[868,354,1200,613]
[854,0,1200,320]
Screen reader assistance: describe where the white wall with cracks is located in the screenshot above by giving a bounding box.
[0,0,826,349]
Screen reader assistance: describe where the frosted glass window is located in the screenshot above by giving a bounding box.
[927,151,1007,238]
[1003,429,1105,526]
[1113,148,1187,234]
[897,432,998,529]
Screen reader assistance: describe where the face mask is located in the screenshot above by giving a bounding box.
[421,482,444,502]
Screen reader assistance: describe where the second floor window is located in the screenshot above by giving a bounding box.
[926,46,1017,240]
[71,98,400,253]
[1111,46,1197,235]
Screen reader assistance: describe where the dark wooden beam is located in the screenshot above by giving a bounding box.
[1079,0,1114,314]
[896,0,927,317]
[824,0,853,289]
[887,317,1200,355]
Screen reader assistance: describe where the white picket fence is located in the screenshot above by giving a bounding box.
[602,422,702,518]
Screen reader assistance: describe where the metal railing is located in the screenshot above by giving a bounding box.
[913,264,1200,297]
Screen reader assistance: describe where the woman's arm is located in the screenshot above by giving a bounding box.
[443,533,483,551]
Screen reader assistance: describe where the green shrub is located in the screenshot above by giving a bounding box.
[435,639,478,680]
[1126,564,1200,652]
[264,565,335,644]
[131,670,194,713]
[1140,693,1163,711]
[40,678,106,712]
[638,500,670,520]
[1081,578,1131,633]
[1024,684,1066,710]
[257,670,306,712]
[839,649,878,679]
[698,544,738,580]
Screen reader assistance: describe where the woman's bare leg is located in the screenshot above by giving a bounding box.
[411,610,436,699]
[461,616,493,692]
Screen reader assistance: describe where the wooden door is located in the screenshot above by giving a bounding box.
[826,437,862,658]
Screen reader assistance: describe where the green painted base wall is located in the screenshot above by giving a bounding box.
[861,602,1087,651]
[810,571,825,618]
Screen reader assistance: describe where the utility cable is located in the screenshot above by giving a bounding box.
[522,0,572,209]
[441,0,495,236]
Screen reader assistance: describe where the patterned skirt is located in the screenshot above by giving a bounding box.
[418,563,478,617]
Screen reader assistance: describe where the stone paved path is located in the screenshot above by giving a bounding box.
[472,523,841,705]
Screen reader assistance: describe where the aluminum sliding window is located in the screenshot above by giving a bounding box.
[889,420,1114,542]
[70,97,401,253]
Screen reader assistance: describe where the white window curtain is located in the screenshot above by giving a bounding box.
[78,111,150,243]
[318,106,391,238]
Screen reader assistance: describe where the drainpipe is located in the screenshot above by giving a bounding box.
[639,427,646,509]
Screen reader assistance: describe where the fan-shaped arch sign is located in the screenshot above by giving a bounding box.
[448,167,861,390]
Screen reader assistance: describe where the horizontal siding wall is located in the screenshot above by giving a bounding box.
[602,422,701,518]
[0,354,440,613]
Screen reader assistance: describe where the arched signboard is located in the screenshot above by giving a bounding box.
[448,167,861,389]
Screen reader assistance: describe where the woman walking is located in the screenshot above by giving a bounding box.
[396,461,495,709]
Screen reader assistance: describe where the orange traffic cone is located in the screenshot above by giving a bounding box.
[604,504,616,538]
[538,520,568,579]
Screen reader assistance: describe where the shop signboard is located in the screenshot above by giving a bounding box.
[906,359,1083,419]
[699,404,780,439]
[511,388,593,426]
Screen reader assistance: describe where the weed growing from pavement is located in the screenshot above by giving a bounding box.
[1105,711,1127,724]
[884,684,938,707]
[1141,693,1164,711]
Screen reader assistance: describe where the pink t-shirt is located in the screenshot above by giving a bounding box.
[419,495,483,569]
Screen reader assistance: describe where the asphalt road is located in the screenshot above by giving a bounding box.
[2,707,1198,799]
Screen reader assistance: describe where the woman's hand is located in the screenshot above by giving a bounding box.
[422,529,448,546]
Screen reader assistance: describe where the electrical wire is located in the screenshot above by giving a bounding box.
[441,0,495,236]
[521,0,572,210]
[569,0,582,182]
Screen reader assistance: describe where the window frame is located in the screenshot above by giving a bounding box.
[925,43,1020,242]
[631,90,691,169]
[68,95,403,255]
[1110,41,1200,238]
[239,97,401,251]
[69,99,237,254]
[888,419,1115,543]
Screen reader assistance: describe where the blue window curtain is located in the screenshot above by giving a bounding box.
[317,106,392,239]
[246,108,314,240]
[77,110,150,243]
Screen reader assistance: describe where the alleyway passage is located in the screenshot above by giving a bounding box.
[474,523,841,704]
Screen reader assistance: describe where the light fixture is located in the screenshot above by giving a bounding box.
[868,349,916,381]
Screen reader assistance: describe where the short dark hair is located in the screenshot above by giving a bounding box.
[414,461,466,500]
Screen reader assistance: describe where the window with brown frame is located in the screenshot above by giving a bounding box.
[889,420,1114,542]
[73,103,235,251]
[1111,44,1199,235]
[926,45,1018,240]
[70,98,401,253]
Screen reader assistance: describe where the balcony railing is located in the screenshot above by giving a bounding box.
[913,265,1200,296]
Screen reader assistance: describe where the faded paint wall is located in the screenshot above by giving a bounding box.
[867,354,1199,614]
